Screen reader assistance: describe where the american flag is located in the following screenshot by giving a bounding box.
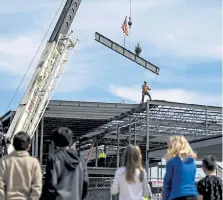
[121,16,128,36]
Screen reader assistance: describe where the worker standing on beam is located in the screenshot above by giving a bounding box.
[142,81,152,103]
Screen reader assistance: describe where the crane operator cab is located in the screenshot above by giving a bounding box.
[142,81,152,103]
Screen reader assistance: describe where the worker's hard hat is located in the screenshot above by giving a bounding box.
[144,81,147,83]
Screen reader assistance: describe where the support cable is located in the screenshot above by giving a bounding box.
[128,0,132,50]
[150,75,158,89]
[5,0,66,113]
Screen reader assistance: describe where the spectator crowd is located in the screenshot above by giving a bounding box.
[0,128,221,200]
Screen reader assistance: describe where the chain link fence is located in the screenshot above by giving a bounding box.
[86,172,223,200]
[85,177,163,200]
[85,177,118,200]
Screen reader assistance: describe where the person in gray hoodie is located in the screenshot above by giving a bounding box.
[41,127,89,200]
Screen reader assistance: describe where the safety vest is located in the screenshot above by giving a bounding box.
[98,152,107,159]
[143,195,150,200]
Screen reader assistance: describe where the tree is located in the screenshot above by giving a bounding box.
[135,42,142,56]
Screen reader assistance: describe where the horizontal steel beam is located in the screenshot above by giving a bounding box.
[88,167,116,175]
[148,135,222,160]
[44,113,127,120]
[48,100,138,109]
[104,133,144,141]
[147,119,222,130]
[46,106,134,113]
[149,100,222,112]
[48,100,221,112]
[95,32,160,75]
[45,100,138,119]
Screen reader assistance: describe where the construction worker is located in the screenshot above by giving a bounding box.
[98,148,107,167]
[142,81,152,103]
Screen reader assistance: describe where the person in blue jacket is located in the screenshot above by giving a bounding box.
[162,136,198,200]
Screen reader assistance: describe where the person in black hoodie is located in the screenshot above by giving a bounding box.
[41,127,89,200]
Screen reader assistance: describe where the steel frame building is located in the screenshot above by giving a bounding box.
[81,100,222,169]
[1,99,222,175]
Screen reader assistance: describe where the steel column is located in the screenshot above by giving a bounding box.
[104,145,107,167]
[117,126,120,168]
[161,159,163,178]
[35,128,39,158]
[40,118,44,166]
[205,105,208,137]
[134,116,136,145]
[128,116,131,144]
[78,137,81,156]
[95,138,98,167]
[31,134,35,156]
[146,100,150,175]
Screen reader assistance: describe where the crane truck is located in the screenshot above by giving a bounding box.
[3,0,82,155]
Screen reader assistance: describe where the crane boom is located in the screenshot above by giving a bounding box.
[6,0,82,154]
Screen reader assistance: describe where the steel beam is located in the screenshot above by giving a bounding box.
[87,167,116,175]
[40,118,44,166]
[95,32,160,75]
[146,100,150,174]
[134,117,137,145]
[148,135,222,159]
[45,100,139,119]
[117,126,120,168]
[95,139,98,167]
[35,129,38,158]
[48,100,138,109]
[149,100,222,112]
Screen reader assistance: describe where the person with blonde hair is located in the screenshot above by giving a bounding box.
[111,144,152,200]
[162,136,198,200]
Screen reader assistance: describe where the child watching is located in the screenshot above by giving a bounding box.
[197,155,222,200]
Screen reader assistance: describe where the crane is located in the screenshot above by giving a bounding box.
[4,0,82,154]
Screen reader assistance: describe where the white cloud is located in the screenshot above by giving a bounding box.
[109,84,222,106]
[0,34,46,76]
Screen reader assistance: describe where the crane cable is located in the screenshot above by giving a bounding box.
[150,74,158,89]
[5,0,66,113]
[128,0,132,50]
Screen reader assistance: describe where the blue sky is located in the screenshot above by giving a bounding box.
[0,0,222,115]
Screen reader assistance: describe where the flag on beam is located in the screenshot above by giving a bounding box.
[121,16,128,36]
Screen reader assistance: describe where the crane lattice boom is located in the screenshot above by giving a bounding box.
[5,0,82,154]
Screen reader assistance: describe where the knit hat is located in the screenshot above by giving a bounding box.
[52,127,73,147]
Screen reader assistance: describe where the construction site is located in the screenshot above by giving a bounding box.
[1,99,222,199]
[0,0,222,200]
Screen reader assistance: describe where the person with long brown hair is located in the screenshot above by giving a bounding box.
[162,136,198,200]
[111,144,152,200]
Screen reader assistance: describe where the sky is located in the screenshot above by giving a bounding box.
[0,0,222,115]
